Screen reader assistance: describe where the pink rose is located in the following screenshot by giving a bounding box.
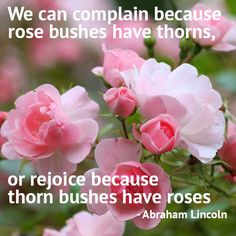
[81,138,171,230]
[103,87,137,118]
[133,114,180,154]
[1,84,99,175]
[0,57,24,103]
[92,47,145,87]
[218,121,236,171]
[189,3,236,51]
[122,59,225,163]
[43,211,125,236]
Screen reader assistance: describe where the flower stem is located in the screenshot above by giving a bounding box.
[119,118,129,139]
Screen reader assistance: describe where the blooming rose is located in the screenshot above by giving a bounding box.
[218,121,236,171]
[81,138,171,230]
[92,47,145,87]
[133,114,180,154]
[103,87,137,118]
[189,3,236,51]
[0,84,99,175]
[122,59,225,163]
[43,211,125,236]
[0,57,24,103]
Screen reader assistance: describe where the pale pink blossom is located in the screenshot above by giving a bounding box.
[122,59,225,163]
[0,57,24,103]
[189,3,236,51]
[133,114,180,154]
[43,211,125,236]
[81,138,171,230]
[103,87,137,118]
[218,121,236,171]
[92,47,145,87]
[0,84,99,175]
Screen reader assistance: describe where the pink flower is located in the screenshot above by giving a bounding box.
[103,87,137,118]
[218,121,236,171]
[0,57,24,103]
[133,114,180,154]
[189,3,236,51]
[92,47,144,87]
[0,84,99,175]
[43,211,125,236]
[81,138,171,230]
[122,59,225,163]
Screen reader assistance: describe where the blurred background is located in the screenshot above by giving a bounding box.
[0,0,236,235]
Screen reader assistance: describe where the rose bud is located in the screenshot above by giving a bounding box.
[103,87,137,118]
[133,114,180,154]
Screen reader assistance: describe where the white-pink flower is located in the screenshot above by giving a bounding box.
[43,211,125,236]
[0,84,99,175]
[81,138,171,230]
[122,59,225,163]
[189,3,236,51]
